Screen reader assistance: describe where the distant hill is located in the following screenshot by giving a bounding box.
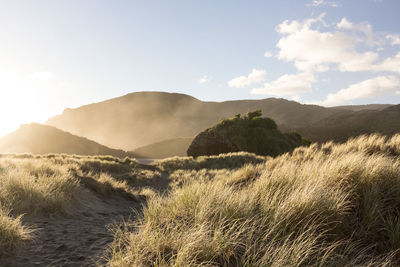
[0,123,131,158]
[295,105,400,143]
[46,92,350,150]
[131,137,193,159]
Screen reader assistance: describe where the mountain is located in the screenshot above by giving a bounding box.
[131,137,193,159]
[46,92,399,152]
[47,91,351,150]
[295,105,400,142]
[0,123,131,158]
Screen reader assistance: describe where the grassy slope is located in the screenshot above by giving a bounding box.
[109,134,400,266]
[0,123,132,158]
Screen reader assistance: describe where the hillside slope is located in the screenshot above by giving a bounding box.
[0,123,131,158]
[46,91,397,151]
[296,105,400,142]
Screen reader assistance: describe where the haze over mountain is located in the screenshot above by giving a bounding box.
[0,123,131,158]
[132,137,193,159]
[46,91,397,154]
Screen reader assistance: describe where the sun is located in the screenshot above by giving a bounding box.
[0,73,49,137]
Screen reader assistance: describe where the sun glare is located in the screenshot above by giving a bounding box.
[0,72,50,137]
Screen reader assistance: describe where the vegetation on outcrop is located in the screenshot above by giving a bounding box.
[187,110,310,157]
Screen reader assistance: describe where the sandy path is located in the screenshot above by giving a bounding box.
[1,188,141,267]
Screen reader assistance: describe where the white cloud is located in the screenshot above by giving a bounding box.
[198,75,210,84]
[231,14,400,101]
[337,18,376,45]
[276,15,381,73]
[228,69,266,88]
[251,72,315,96]
[308,0,340,7]
[336,17,353,29]
[29,71,54,81]
[264,51,273,58]
[375,52,400,73]
[276,20,303,34]
[386,34,400,45]
[320,76,400,106]
[275,15,400,76]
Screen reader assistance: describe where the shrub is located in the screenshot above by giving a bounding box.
[188,110,309,157]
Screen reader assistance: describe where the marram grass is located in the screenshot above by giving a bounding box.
[0,154,147,256]
[108,134,400,266]
[0,208,32,256]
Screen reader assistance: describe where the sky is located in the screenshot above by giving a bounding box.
[0,0,400,137]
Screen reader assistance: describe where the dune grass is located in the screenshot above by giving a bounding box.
[0,157,80,255]
[0,158,80,215]
[0,208,32,256]
[154,152,267,172]
[0,154,153,256]
[108,134,400,266]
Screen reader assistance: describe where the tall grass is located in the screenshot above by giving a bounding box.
[0,208,32,256]
[0,159,80,214]
[109,134,400,266]
[0,154,147,256]
[0,157,81,255]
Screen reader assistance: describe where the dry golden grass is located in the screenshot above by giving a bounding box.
[0,154,155,256]
[108,134,400,266]
[0,158,79,215]
[0,208,32,256]
[0,156,80,255]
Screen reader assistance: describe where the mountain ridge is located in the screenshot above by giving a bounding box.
[47,91,374,150]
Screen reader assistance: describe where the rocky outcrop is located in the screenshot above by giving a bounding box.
[187,129,238,157]
[187,111,310,157]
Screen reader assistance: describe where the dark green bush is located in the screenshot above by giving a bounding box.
[189,111,309,157]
